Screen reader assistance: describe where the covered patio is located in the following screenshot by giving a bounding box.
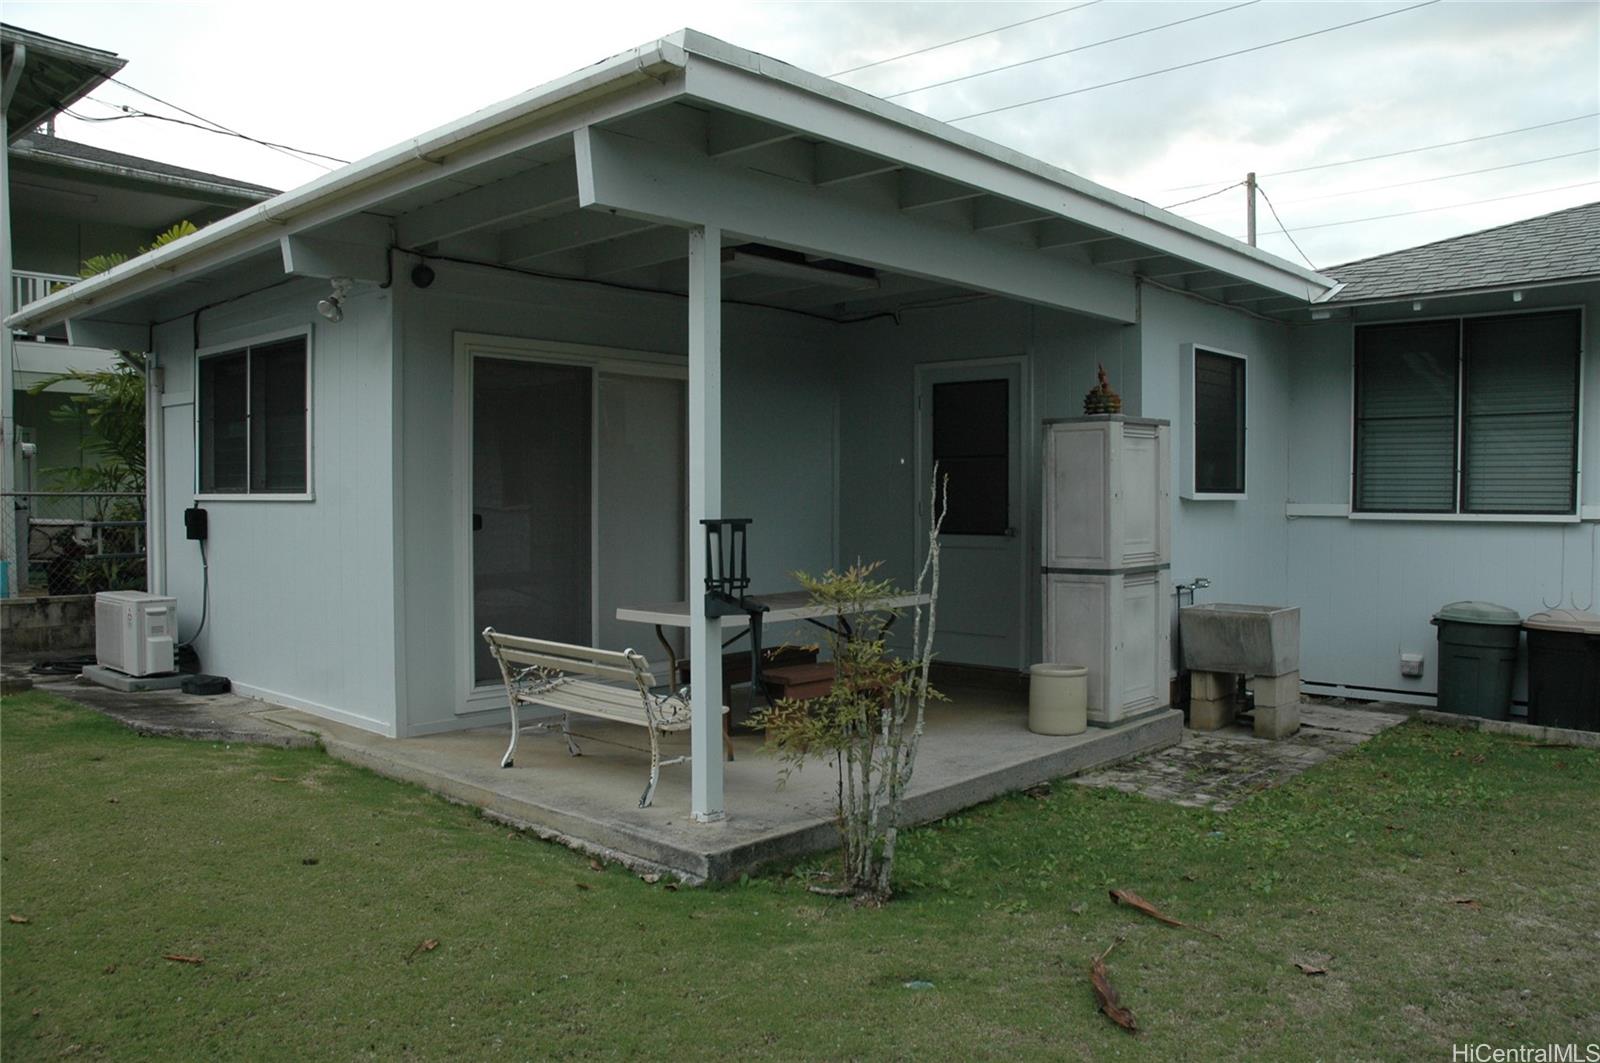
[259,677,1181,882]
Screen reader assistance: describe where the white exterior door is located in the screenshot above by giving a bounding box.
[915,359,1027,670]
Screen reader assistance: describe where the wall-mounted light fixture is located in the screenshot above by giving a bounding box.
[317,277,353,322]
[1512,290,1524,303]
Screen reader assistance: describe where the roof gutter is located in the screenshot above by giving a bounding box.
[1317,273,1600,312]
[13,144,276,204]
[5,38,686,331]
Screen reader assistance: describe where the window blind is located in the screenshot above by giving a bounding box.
[1461,311,1580,514]
[1194,350,1245,494]
[1354,321,1459,513]
[250,339,308,493]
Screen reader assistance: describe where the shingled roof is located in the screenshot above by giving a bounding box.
[1323,200,1600,304]
[11,133,278,201]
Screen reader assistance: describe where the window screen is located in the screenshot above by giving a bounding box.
[1461,311,1580,514]
[198,336,308,495]
[931,379,1009,535]
[1193,349,1245,494]
[1354,321,1459,513]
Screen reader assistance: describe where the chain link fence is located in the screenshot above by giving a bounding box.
[2,492,147,597]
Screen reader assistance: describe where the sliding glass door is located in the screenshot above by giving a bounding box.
[469,351,686,685]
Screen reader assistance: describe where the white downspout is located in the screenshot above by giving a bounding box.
[144,351,165,593]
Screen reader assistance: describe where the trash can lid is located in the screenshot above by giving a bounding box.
[1030,663,1088,677]
[1433,600,1522,625]
[1523,607,1600,634]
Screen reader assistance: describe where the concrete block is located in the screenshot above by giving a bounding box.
[82,664,186,693]
[1189,697,1236,731]
[1253,701,1300,739]
[1248,671,1301,709]
[1189,670,1234,701]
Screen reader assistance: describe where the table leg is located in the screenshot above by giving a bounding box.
[663,623,733,762]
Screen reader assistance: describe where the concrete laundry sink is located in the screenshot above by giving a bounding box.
[1180,603,1300,678]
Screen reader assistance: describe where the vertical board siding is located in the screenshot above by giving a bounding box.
[1289,288,1600,702]
[155,280,399,732]
[395,263,843,735]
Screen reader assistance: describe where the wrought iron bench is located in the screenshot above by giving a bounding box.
[481,628,729,808]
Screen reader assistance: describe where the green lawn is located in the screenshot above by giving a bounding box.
[3,690,1598,1060]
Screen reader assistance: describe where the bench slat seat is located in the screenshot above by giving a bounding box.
[482,627,728,808]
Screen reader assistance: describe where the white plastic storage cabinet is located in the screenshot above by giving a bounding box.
[1042,416,1171,570]
[1042,570,1171,724]
[1041,416,1172,724]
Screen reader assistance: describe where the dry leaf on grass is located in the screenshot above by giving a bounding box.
[1089,940,1138,1034]
[163,954,204,965]
[588,858,605,873]
[1449,898,1482,910]
[1294,962,1328,976]
[269,777,292,783]
[574,882,592,891]
[8,914,29,924]
[1023,783,1052,800]
[404,939,440,963]
[1109,889,1222,939]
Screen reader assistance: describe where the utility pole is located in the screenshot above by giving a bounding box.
[1246,171,1258,247]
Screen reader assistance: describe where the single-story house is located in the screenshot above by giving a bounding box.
[6,30,1594,824]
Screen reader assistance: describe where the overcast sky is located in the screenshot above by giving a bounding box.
[9,0,1598,269]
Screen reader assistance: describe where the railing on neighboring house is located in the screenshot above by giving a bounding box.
[2,491,147,597]
[11,270,79,312]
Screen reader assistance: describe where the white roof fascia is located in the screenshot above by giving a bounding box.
[4,39,688,331]
[674,29,1335,302]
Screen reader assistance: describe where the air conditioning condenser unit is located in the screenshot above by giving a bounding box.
[95,591,177,677]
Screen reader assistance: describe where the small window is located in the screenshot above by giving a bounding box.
[1354,310,1579,516]
[198,335,309,496]
[931,378,1009,535]
[1181,345,1246,498]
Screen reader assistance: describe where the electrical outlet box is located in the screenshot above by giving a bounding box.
[1399,652,1424,678]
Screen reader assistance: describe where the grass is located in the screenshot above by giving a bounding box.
[3,690,1598,1061]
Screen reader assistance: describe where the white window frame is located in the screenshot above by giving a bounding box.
[1179,342,1247,501]
[1347,305,1585,524]
[193,325,315,502]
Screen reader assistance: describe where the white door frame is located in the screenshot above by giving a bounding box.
[912,354,1033,672]
[451,331,686,716]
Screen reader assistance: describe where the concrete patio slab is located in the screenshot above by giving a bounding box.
[260,680,1181,883]
[1072,701,1411,811]
[14,674,314,748]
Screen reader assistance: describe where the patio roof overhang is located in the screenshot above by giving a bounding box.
[4,29,1336,344]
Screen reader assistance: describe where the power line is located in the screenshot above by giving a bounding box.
[70,96,345,169]
[885,0,1261,100]
[102,76,347,167]
[1256,179,1600,237]
[1161,180,1245,210]
[1164,112,1600,192]
[830,1,1104,77]
[1178,148,1600,220]
[947,0,1443,123]
[1253,182,1317,269]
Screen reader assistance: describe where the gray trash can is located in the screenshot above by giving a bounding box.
[1523,608,1600,733]
[1431,601,1521,720]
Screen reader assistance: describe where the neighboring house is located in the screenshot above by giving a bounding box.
[1281,202,1598,705]
[6,30,1592,824]
[2,22,275,592]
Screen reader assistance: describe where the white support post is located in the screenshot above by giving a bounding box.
[686,225,725,823]
[0,99,17,594]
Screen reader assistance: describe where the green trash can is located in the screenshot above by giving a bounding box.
[1523,608,1600,733]
[1431,601,1522,720]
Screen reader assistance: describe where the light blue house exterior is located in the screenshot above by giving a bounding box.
[7,30,1591,822]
